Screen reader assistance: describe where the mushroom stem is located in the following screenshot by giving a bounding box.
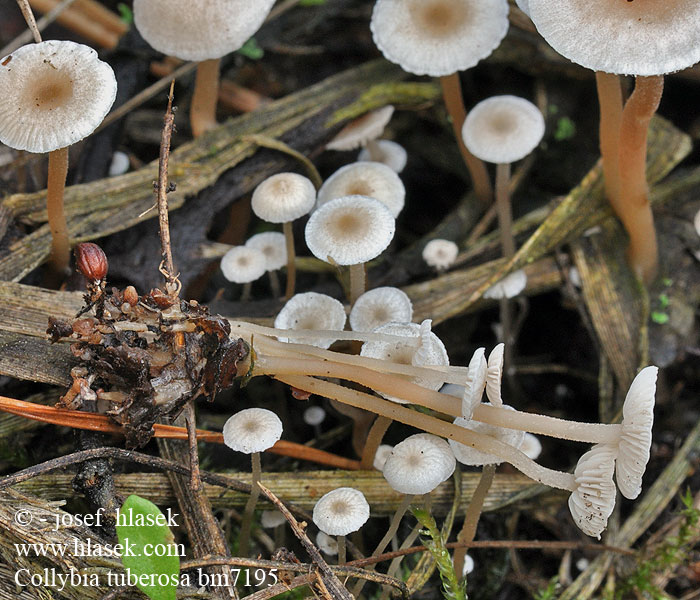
[238,451,262,557]
[46,146,71,277]
[268,270,281,298]
[241,282,252,303]
[337,535,347,565]
[595,71,623,207]
[349,263,366,305]
[273,373,576,491]
[190,58,220,138]
[495,161,515,371]
[360,415,392,470]
[617,75,664,283]
[283,220,296,300]
[365,138,382,162]
[440,73,492,205]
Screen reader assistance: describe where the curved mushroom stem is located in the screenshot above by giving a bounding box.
[238,451,261,557]
[47,146,71,278]
[440,73,492,206]
[191,58,221,138]
[595,71,623,207]
[253,353,622,445]
[283,221,296,300]
[349,263,366,305]
[272,373,576,491]
[618,75,664,284]
[365,138,383,162]
[360,415,392,470]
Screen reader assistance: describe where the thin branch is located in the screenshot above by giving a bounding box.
[15,0,42,43]
[1,0,75,55]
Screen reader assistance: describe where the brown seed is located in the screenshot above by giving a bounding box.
[123,285,139,306]
[74,243,108,281]
[150,288,175,308]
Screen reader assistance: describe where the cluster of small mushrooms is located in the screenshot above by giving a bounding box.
[4,0,696,587]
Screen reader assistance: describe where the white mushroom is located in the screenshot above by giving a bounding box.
[461,347,487,418]
[246,231,288,297]
[220,246,266,284]
[303,405,326,427]
[317,161,406,218]
[326,105,395,151]
[260,510,286,529]
[349,286,413,333]
[373,444,394,472]
[316,531,339,556]
[358,139,408,174]
[483,269,528,300]
[485,343,505,407]
[519,433,542,460]
[312,487,370,564]
[422,239,459,271]
[274,292,347,349]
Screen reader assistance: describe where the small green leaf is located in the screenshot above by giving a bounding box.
[116,495,180,600]
[658,293,670,309]
[117,3,133,24]
[554,117,576,141]
[661,277,673,287]
[238,38,264,60]
[651,311,669,325]
[300,0,327,5]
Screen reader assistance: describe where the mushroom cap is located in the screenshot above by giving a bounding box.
[514,0,530,16]
[312,487,370,536]
[568,443,617,539]
[317,162,405,218]
[358,139,408,174]
[303,405,326,427]
[305,195,395,265]
[382,433,456,495]
[252,173,317,224]
[274,292,347,349]
[245,231,288,272]
[616,366,657,500]
[360,321,449,404]
[220,246,266,284]
[223,408,283,454]
[133,0,276,61]
[422,239,459,270]
[449,408,525,466]
[316,531,339,556]
[462,96,545,164]
[371,0,510,77]
[485,343,505,407]
[260,510,286,529]
[0,41,117,153]
[462,347,487,418]
[483,269,528,299]
[519,433,542,460]
[528,0,700,76]
[349,286,413,333]
[326,106,395,151]
[373,444,394,472]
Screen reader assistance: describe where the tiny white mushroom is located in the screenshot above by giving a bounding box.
[274,292,347,349]
[462,554,475,576]
[316,531,339,556]
[245,231,288,272]
[220,246,266,285]
[260,510,286,529]
[422,239,459,270]
[449,408,525,466]
[109,151,130,176]
[326,105,395,151]
[373,444,394,472]
[358,139,408,174]
[484,269,528,300]
[462,347,487,418]
[317,161,406,218]
[303,405,326,427]
[312,487,370,563]
[519,433,542,460]
[485,343,505,407]
[349,286,413,333]
[305,195,396,303]
[568,444,617,539]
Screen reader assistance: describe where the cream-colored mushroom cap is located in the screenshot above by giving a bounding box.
[316,531,339,556]
[373,444,394,472]
[260,510,286,529]
[245,231,287,272]
[383,433,456,495]
[312,487,370,536]
[223,408,283,454]
[305,195,395,265]
[485,343,505,407]
[317,162,405,218]
[349,286,413,333]
[616,366,657,500]
[274,292,347,349]
[0,41,117,153]
[568,443,617,539]
[528,0,700,76]
[360,321,449,404]
[519,433,542,460]
[449,409,525,466]
[371,0,509,77]
[133,0,276,62]
[358,140,408,174]
[252,173,316,224]
[484,269,528,299]
[463,96,545,164]
[303,405,326,427]
[326,105,394,151]
[220,246,266,284]
[462,347,487,418]
[423,239,459,270]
